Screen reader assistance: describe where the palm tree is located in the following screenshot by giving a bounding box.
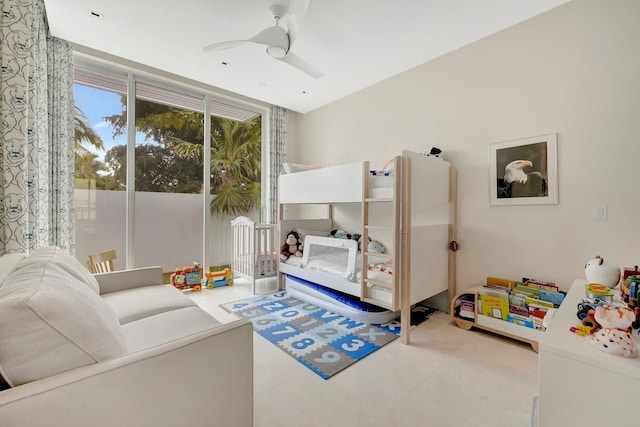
[74,105,104,157]
[75,151,108,180]
[173,117,262,217]
[74,104,111,189]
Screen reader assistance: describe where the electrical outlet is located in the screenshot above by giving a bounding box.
[594,205,608,220]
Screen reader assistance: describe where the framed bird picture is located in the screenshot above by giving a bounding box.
[489,134,558,205]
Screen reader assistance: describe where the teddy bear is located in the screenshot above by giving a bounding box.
[280,230,303,261]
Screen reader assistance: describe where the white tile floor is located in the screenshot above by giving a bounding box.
[188,278,538,427]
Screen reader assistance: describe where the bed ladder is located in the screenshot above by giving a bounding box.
[360,156,402,317]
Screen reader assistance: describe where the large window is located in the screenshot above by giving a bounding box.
[73,64,264,274]
[74,70,127,270]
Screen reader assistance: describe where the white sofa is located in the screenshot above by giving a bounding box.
[0,247,253,427]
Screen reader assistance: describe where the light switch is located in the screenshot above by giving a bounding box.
[594,205,608,220]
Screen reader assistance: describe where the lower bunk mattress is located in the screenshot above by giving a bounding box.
[284,274,398,324]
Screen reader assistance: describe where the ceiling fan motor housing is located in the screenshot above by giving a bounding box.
[263,25,290,58]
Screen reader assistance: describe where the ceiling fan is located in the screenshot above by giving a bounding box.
[203,1,324,79]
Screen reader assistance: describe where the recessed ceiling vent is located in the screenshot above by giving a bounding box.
[88,10,103,20]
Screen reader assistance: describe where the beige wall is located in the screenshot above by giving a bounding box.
[288,0,640,292]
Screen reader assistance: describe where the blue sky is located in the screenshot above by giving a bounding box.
[74,84,155,162]
[74,84,126,158]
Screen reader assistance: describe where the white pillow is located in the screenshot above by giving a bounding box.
[0,250,126,387]
[26,246,100,293]
[282,163,319,174]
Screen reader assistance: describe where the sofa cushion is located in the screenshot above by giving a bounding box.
[26,246,100,293]
[0,250,127,387]
[0,253,26,289]
[101,285,197,324]
[121,306,223,353]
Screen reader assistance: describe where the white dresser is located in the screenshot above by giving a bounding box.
[537,279,640,426]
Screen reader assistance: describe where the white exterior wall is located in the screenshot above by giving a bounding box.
[75,190,255,273]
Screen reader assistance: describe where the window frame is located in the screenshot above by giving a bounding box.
[73,56,269,271]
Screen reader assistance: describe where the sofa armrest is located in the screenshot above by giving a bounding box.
[0,319,253,427]
[96,266,164,295]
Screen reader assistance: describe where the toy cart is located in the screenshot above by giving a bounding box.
[204,268,234,288]
[171,263,203,292]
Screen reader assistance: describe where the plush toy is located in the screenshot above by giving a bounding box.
[330,229,361,244]
[368,240,385,253]
[357,234,371,251]
[280,230,303,261]
[423,146,443,159]
[588,305,637,357]
[330,229,350,239]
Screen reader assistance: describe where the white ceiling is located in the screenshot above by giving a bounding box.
[44,0,570,114]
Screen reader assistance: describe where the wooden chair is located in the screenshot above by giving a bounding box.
[87,250,117,274]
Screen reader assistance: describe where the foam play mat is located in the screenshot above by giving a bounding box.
[221,291,437,379]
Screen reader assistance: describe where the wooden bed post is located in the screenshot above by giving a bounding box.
[400,155,411,345]
[277,203,284,291]
[448,167,458,306]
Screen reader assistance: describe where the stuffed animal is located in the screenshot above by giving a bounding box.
[588,305,637,357]
[357,234,371,251]
[423,146,443,159]
[330,229,350,239]
[368,240,385,253]
[331,229,366,250]
[280,230,303,261]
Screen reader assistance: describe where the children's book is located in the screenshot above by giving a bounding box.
[481,294,509,320]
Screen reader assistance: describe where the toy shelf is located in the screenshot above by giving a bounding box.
[450,285,544,352]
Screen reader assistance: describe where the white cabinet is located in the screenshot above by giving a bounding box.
[537,280,640,426]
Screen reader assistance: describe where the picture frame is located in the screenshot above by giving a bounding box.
[489,134,558,205]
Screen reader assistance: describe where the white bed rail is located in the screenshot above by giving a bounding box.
[231,216,278,294]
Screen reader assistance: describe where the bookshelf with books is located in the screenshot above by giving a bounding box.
[450,278,565,352]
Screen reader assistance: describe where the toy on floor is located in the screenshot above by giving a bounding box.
[204,268,234,288]
[171,262,203,292]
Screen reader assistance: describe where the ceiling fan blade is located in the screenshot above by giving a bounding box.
[203,40,246,52]
[249,26,288,49]
[204,26,285,53]
[277,51,324,79]
[286,0,310,47]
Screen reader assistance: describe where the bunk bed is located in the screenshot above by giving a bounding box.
[278,150,457,344]
[230,216,279,294]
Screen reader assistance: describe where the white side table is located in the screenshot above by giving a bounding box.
[537,279,640,426]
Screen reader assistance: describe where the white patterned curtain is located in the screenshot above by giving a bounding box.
[267,105,287,224]
[0,0,75,255]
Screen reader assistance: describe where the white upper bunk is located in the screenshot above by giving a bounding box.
[279,150,450,224]
[279,161,367,204]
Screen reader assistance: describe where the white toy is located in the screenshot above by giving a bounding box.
[585,255,621,288]
[368,240,384,254]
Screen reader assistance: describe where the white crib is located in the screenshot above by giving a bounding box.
[230,216,279,294]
